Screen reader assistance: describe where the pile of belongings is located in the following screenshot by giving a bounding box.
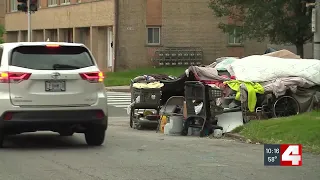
[182,59,239,112]
[132,82,164,89]
[132,74,177,83]
[221,49,320,113]
[183,49,320,113]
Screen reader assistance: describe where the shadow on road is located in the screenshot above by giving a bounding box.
[0,133,104,150]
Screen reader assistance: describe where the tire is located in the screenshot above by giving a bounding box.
[272,96,300,118]
[130,107,134,128]
[0,133,4,148]
[85,126,105,146]
[181,119,190,136]
[136,124,142,130]
[199,130,205,137]
[181,128,188,136]
[130,119,133,128]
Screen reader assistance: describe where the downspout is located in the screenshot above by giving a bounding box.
[113,0,119,72]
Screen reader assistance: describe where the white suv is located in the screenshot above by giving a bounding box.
[0,42,108,147]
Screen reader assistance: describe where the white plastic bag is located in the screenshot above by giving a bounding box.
[126,96,141,115]
[194,102,203,115]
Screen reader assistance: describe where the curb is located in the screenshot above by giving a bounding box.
[224,133,246,141]
[105,88,131,93]
[224,133,261,144]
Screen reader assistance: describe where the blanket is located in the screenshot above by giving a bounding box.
[229,55,320,85]
[262,77,315,97]
[187,66,230,81]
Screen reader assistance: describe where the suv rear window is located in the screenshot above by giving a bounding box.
[10,45,94,70]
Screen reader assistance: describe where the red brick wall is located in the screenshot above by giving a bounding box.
[227,46,244,57]
[146,0,162,26]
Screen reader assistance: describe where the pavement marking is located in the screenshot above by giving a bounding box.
[107,91,156,113]
[107,91,132,109]
[113,105,132,108]
[108,99,132,102]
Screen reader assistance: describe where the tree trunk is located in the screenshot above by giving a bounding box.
[295,43,304,58]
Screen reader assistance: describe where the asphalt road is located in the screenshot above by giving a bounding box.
[0,117,319,180]
[108,105,128,117]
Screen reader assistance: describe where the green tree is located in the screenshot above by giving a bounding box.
[0,25,5,44]
[209,0,314,58]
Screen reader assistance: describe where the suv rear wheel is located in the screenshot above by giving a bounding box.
[0,132,4,148]
[85,125,105,146]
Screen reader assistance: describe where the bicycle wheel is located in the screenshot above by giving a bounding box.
[272,96,300,118]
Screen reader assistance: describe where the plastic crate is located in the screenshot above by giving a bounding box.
[208,87,223,100]
[209,103,224,116]
[184,81,206,101]
[184,81,207,118]
[131,87,161,109]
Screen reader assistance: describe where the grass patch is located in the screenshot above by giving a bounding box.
[236,110,320,153]
[104,67,187,87]
[231,125,245,133]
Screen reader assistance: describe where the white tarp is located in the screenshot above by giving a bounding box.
[215,57,238,71]
[229,55,320,85]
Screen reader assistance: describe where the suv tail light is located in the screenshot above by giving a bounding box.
[0,72,31,83]
[79,72,105,83]
[95,110,105,119]
[3,112,13,120]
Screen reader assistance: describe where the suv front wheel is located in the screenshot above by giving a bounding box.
[84,125,105,146]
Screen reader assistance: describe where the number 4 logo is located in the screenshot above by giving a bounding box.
[280,144,302,166]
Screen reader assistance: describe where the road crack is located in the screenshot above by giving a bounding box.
[39,155,106,180]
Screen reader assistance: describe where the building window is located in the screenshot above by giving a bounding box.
[48,0,58,6]
[228,27,242,45]
[10,0,18,12]
[147,27,160,45]
[61,0,70,4]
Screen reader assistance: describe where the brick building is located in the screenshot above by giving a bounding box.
[0,0,4,40]
[4,0,267,72]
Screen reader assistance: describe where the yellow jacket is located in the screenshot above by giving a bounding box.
[224,80,264,112]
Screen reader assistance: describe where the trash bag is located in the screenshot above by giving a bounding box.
[264,47,277,54]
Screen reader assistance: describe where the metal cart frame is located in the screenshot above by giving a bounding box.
[240,84,301,122]
[129,80,162,130]
[181,81,223,137]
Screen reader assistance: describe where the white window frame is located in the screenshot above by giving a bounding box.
[228,27,242,45]
[48,0,58,7]
[10,0,18,12]
[147,27,161,45]
[61,0,71,5]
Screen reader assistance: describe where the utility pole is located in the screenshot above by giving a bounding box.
[311,0,320,59]
[27,0,31,42]
[17,0,38,42]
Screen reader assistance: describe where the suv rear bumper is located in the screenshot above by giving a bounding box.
[0,110,108,133]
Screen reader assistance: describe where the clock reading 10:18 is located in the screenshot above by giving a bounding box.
[265,147,280,154]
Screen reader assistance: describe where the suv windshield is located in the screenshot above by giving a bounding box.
[10,45,94,70]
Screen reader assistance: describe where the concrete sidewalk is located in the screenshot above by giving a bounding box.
[105,86,130,92]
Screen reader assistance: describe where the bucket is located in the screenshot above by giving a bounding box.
[160,115,168,133]
[168,115,184,136]
[164,123,170,135]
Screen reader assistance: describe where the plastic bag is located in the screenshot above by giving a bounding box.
[194,102,203,115]
[126,96,141,115]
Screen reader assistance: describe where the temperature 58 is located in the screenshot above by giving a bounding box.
[268,156,277,162]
